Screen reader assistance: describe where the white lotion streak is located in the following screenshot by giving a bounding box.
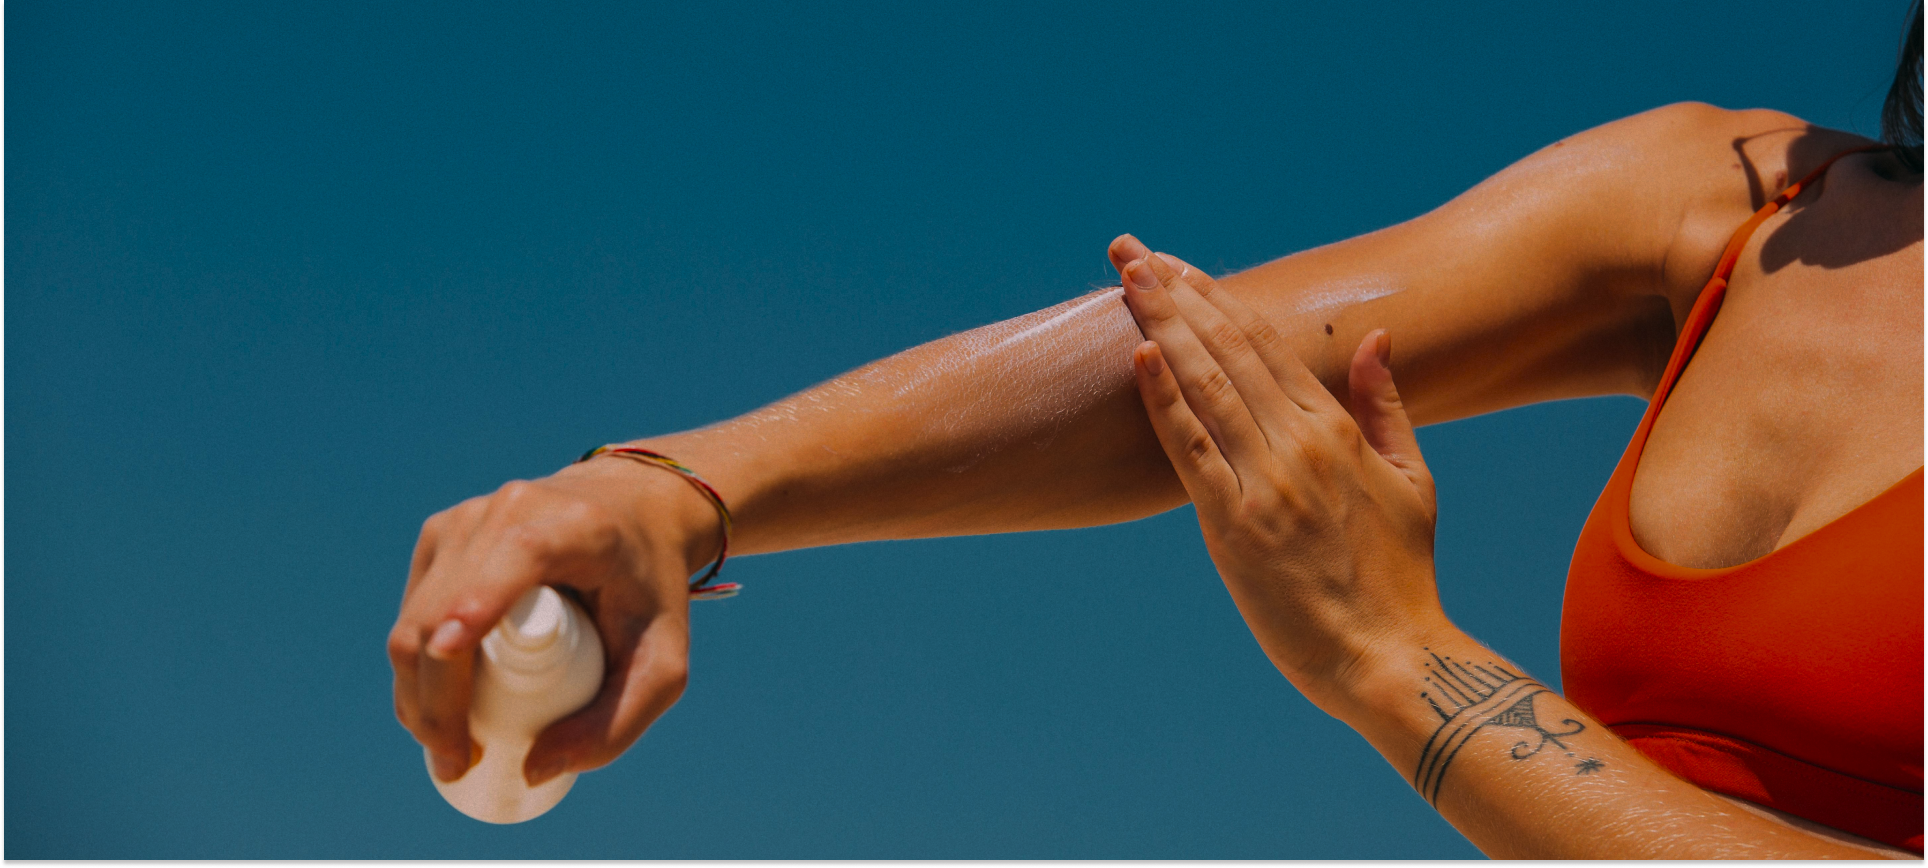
[990,288,1124,353]
[723,286,1139,470]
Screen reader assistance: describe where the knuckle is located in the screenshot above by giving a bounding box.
[1155,381,1188,410]
[659,662,690,702]
[1295,438,1331,471]
[1202,318,1249,352]
[496,479,540,506]
[416,709,459,743]
[1192,368,1236,407]
[1243,317,1285,355]
[386,627,421,666]
[1239,490,1274,517]
[1182,429,1216,465]
[1321,413,1360,443]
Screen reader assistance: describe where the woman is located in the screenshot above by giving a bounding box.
[389,7,1923,857]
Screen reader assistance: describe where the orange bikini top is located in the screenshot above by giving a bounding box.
[1560,145,1924,853]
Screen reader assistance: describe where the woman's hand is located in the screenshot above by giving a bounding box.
[387,455,718,786]
[1112,238,1913,858]
[1113,236,1451,715]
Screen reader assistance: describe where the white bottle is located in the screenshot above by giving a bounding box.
[426,584,604,824]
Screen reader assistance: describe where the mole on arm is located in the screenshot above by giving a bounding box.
[1324,323,1334,336]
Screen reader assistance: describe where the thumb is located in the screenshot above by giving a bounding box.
[1348,330,1434,507]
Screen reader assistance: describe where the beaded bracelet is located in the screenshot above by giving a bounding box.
[576,445,739,600]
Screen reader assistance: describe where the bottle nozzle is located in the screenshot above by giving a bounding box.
[501,585,567,651]
[483,586,579,675]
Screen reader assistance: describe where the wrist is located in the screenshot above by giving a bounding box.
[1328,620,1481,733]
[560,446,727,580]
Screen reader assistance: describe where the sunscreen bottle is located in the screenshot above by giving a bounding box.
[427,585,604,824]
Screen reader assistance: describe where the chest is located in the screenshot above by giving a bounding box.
[1626,203,1923,569]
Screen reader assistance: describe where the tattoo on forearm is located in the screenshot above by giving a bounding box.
[1411,649,1597,804]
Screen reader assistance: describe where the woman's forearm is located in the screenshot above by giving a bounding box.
[629,286,1198,555]
[1339,631,1908,858]
[626,234,1490,557]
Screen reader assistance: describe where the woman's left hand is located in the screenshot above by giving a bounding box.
[1114,237,1452,716]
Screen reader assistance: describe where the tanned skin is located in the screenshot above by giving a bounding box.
[388,103,1921,857]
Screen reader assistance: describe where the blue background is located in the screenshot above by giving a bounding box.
[6,0,1908,858]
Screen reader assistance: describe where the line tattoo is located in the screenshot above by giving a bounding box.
[1411,649,1586,804]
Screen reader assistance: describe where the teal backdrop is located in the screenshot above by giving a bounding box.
[6,0,1910,858]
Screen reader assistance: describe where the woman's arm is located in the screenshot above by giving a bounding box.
[390,102,1834,790]
[1116,246,1906,857]
[634,102,1777,553]
[635,102,1876,554]
[1345,634,1910,858]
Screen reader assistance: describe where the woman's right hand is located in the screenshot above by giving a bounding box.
[388,453,720,787]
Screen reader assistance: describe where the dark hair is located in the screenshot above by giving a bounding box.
[1881,1,1923,170]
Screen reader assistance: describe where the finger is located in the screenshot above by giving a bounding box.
[416,618,478,781]
[1347,330,1436,506]
[1152,251,1333,414]
[390,498,483,735]
[1136,252,1306,439]
[411,529,552,780]
[400,505,467,607]
[388,620,425,736]
[389,515,444,736]
[1133,341,1240,510]
[1120,257,1275,471]
[525,607,690,785]
[1109,233,1152,279]
[406,515,440,596]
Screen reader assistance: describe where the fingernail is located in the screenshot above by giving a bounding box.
[1142,344,1165,376]
[1375,331,1393,366]
[1119,234,1151,260]
[1127,259,1159,290]
[426,619,466,660]
[1154,252,1187,276]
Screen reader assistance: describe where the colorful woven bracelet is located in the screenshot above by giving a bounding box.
[575,445,739,600]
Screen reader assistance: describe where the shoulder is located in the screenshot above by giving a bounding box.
[1542,101,1868,184]
[1421,104,1805,293]
[1581,103,1876,302]
[1494,103,1873,304]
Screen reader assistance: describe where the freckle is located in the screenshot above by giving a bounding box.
[1324,323,1333,335]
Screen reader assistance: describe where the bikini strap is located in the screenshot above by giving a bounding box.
[1707,144,1894,285]
[1650,144,1893,409]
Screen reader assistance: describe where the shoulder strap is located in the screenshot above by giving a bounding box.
[1650,144,1892,409]
[1707,144,1893,286]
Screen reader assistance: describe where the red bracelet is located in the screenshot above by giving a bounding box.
[576,445,739,600]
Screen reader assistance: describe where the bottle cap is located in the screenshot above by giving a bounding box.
[485,586,575,673]
[502,585,566,651]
